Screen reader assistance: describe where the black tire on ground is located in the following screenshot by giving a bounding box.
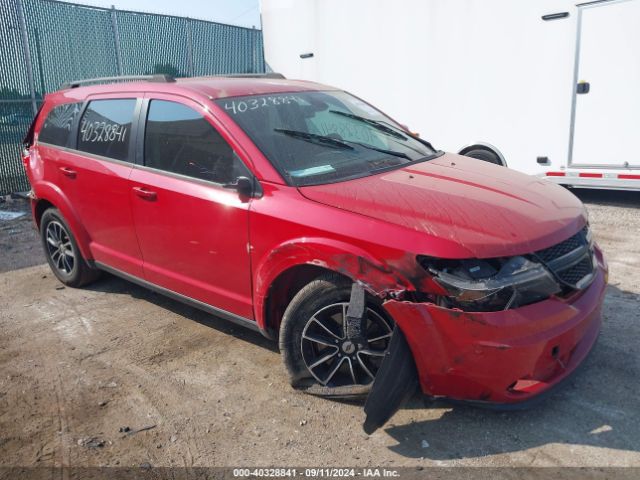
[40,208,101,288]
[279,272,393,398]
[463,148,503,165]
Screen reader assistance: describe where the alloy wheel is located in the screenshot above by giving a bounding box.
[300,302,393,387]
[45,220,75,275]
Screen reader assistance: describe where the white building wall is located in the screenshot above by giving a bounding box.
[261,0,583,175]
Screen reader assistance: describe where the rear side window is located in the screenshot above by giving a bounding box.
[39,103,82,147]
[144,100,248,184]
[77,99,136,162]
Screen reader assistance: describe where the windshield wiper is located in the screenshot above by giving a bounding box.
[329,110,437,151]
[272,127,413,173]
[346,140,412,161]
[274,128,354,150]
[329,110,408,140]
[275,127,412,161]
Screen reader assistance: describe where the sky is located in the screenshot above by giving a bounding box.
[60,0,261,28]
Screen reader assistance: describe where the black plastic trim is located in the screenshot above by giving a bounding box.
[61,74,175,90]
[542,12,570,20]
[363,328,418,434]
[576,0,617,7]
[134,98,149,166]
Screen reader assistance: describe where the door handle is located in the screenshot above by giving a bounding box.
[133,186,157,201]
[59,166,77,178]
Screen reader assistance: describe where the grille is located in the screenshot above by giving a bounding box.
[536,226,588,263]
[534,226,594,289]
[557,257,593,286]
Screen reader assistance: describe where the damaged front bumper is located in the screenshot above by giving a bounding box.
[383,249,607,406]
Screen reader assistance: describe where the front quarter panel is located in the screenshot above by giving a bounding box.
[249,183,475,330]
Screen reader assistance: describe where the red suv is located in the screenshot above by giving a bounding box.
[23,75,607,432]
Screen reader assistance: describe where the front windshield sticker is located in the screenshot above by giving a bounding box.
[289,165,336,177]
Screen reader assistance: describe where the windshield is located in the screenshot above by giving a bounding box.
[215,91,439,186]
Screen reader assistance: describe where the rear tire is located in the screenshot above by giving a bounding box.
[279,273,394,398]
[40,208,100,287]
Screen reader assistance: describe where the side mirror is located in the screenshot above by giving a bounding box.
[223,176,260,198]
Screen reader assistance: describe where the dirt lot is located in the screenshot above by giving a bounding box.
[0,190,639,469]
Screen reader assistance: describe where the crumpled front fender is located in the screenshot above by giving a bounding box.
[253,238,421,330]
[383,263,606,404]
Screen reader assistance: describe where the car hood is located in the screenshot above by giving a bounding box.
[298,153,587,258]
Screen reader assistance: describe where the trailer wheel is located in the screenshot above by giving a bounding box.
[459,144,505,166]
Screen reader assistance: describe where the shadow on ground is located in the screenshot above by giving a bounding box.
[85,272,277,352]
[571,188,640,208]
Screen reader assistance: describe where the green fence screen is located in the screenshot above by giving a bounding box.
[0,0,265,195]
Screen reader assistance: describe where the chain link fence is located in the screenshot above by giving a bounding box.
[0,0,265,195]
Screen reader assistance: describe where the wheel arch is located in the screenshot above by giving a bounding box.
[33,198,54,227]
[254,237,413,335]
[262,264,349,338]
[458,142,507,167]
[31,183,92,260]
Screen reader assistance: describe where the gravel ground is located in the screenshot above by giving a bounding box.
[0,197,44,273]
[0,189,638,470]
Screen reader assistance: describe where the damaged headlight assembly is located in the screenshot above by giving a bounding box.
[417,255,562,311]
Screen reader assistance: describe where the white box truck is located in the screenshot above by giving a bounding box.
[260,0,640,190]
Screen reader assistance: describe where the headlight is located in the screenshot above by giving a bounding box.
[416,255,562,312]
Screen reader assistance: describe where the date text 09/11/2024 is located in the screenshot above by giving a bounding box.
[232,468,400,477]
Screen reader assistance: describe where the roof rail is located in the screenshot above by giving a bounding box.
[60,72,285,90]
[220,73,286,79]
[61,74,176,90]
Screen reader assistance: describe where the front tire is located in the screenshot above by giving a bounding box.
[40,208,100,287]
[279,273,394,398]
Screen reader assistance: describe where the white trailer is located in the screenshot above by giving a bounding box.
[260,0,640,190]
